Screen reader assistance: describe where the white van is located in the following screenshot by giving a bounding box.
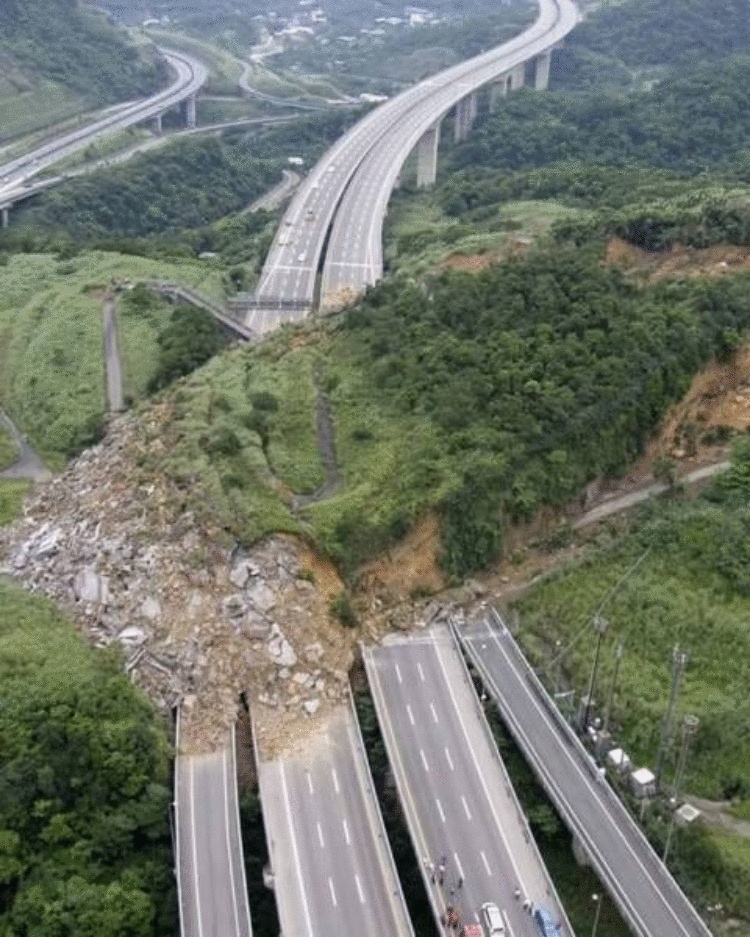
[481,903,505,936]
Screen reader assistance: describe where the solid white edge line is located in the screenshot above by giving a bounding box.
[222,747,241,935]
[189,758,205,937]
[229,724,253,937]
[279,762,315,937]
[470,621,658,937]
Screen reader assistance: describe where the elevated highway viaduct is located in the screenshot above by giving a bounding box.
[0,47,208,226]
[248,0,579,331]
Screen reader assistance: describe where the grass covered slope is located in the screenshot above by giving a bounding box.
[0,252,225,467]
[0,580,175,935]
[0,0,165,105]
[515,442,750,919]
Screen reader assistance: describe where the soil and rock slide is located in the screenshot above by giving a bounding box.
[0,412,360,757]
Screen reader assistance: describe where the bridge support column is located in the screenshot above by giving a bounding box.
[489,76,510,112]
[534,49,552,90]
[416,120,441,188]
[453,91,477,143]
[510,62,526,91]
[153,112,163,135]
[1,207,8,229]
[185,94,197,129]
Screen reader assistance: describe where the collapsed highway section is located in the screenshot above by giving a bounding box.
[364,625,569,937]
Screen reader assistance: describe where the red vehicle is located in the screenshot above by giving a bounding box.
[463,926,483,937]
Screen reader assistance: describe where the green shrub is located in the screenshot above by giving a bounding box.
[330,592,357,628]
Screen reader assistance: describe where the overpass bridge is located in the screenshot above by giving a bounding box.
[457,612,712,937]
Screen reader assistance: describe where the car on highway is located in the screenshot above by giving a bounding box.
[481,902,505,936]
[297,251,306,262]
[533,905,562,937]
[306,209,315,220]
[463,925,483,937]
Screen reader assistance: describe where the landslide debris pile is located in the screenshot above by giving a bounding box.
[0,412,353,754]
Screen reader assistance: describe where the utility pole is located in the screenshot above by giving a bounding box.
[655,647,689,790]
[581,614,608,730]
[663,714,699,864]
[602,640,625,736]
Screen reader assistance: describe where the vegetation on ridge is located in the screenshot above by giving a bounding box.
[0,581,175,935]
[0,0,165,106]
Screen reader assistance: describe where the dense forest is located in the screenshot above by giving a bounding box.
[8,110,359,250]
[568,0,750,69]
[455,54,750,176]
[0,582,175,935]
[0,0,165,103]
[318,255,750,575]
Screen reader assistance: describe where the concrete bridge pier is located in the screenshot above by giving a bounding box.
[534,49,552,90]
[153,112,163,135]
[416,120,441,188]
[185,94,197,129]
[489,75,511,112]
[453,91,477,143]
[510,62,526,91]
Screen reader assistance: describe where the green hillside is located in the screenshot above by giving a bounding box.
[0,0,166,142]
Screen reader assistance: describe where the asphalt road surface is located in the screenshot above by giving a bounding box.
[176,725,253,937]
[102,296,125,413]
[364,626,568,937]
[459,615,712,937]
[321,0,579,306]
[0,411,50,481]
[0,48,207,205]
[254,0,578,325]
[257,704,414,937]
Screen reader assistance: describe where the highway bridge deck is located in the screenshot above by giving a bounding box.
[364,625,569,937]
[175,722,253,937]
[458,612,712,937]
[257,701,414,937]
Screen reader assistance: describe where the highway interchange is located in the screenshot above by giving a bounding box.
[1,5,718,936]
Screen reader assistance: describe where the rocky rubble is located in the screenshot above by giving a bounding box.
[0,414,352,755]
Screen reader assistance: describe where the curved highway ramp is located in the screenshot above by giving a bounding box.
[257,699,415,937]
[175,718,253,937]
[363,625,570,937]
[458,612,712,937]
